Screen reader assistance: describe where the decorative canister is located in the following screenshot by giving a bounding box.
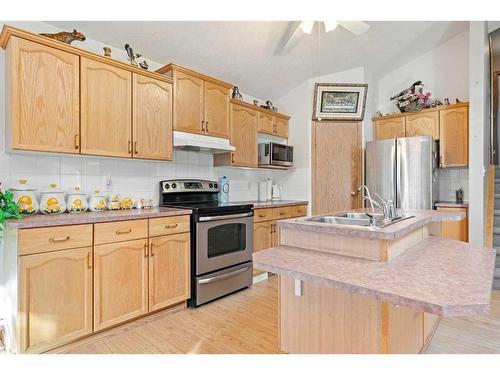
[218,176,229,203]
[66,187,88,213]
[89,190,107,212]
[120,196,134,210]
[9,179,38,215]
[108,193,121,210]
[40,184,66,214]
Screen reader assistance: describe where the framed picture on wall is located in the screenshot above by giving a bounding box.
[312,83,368,121]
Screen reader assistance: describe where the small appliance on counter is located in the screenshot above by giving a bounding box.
[258,181,268,202]
[271,184,283,200]
[218,176,230,203]
[456,188,464,204]
[159,179,254,307]
[258,142,293,167]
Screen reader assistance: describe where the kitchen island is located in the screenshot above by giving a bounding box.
[253,209,496,354]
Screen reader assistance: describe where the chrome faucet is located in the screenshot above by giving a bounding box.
[358,185,397,225]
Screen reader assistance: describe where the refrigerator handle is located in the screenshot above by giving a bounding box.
[395,140,401,208]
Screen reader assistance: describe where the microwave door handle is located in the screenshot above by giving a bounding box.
[198,267,250,284]
[198,212,253,222]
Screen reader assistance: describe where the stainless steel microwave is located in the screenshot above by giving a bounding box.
[258,142,293,167]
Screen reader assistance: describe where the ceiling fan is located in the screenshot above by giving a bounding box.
[282,21,370,50]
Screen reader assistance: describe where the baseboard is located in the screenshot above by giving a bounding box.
[253,272,269,284]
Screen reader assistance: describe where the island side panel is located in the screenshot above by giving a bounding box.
[279,275,383,354]
[1,226,19,353]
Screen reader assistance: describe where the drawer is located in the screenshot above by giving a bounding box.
[94,219,148,245]
[273,206,292,220]
[19,224,93,256]
[290,204,307,218]
[149,215,190,237]
[254,208,273,222]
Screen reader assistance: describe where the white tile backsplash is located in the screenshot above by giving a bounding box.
[437,167,469,201]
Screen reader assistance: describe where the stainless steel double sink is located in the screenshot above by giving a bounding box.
[305,212,413,228]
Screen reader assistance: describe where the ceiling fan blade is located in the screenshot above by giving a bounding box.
[282,22,304,50]
[338,21,370,35]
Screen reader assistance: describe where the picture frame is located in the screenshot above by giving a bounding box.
[312,83,368,121]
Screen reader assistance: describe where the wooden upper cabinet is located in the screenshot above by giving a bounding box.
[7,36,80,154]
[93,239,149,331]
[374,117,406,140]
[406,111,439,139]
[173,70,205,135]
[80,57,132,157]
[132,73,173,160]
[149,233,190,312]
[229,104,258,167]
[258,112,274,134]
[19,247,93,353]
[439,106,468,167]
[204,81,229,138]
[274,117,289,138]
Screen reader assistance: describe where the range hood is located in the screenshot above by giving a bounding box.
[173,131,236,154]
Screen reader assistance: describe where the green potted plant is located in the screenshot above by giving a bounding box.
[0,182,23,234]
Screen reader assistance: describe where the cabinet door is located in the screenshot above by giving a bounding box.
[271,221,280,247]
[439,106,468,167]
[132,74,173,160]
[19,247,93,353]
[173,71,204,135]
[436,207,468,242]
[231,104,258,167]
[149,233,190,312]
[253,221,273,276]
[274,117,289,138]
[81,57,132,157]
[94,239,148,330]
[258,112,274,134]
[406,111,439,139]
[204,81,229,138]
[374,117,406,140]
[7,37,80,153]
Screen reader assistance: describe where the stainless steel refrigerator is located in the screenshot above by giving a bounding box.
[365,135,438,210]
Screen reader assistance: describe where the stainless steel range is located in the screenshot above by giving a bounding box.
[159,179,254,306]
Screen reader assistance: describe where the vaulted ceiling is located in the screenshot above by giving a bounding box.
[48,21,469,99]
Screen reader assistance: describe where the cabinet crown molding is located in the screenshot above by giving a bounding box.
[372,102,469,121]
[157,63,233,88]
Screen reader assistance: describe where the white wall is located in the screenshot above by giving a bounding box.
[375,31,470,115]
[275,67,366,211]
[0,21,298,206]
[468,21,491,246]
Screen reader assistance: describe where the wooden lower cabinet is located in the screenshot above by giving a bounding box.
[93,238,149,331]
[19,247,93,353]
[436,207,468,242]
[149,233,190,312]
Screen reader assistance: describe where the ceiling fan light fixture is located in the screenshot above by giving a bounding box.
[324,21,338,32]
[299,21,315,34]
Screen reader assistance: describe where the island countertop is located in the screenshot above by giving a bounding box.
[4,207,192,229]
[278,208,465,240]
[253,237,496,317]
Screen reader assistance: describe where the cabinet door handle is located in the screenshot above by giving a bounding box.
[128,140,132,154]
[150,243,155,257]
[87,252,93,269]
[165,223,178,229]
[74,134,79,150]
[439,155,443,168]
[201,120,205,131]
[116,228,132,235]
[49,236,70,243]
[231,153,235,164]
[205,121,209,131]
[144,243,149,258]
[134,141,138,155]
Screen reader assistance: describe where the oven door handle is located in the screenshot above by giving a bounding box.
[198,267,250,285]
[198,212,253,222]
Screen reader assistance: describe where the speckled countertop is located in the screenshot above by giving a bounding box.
[232,200,308,209]
[278,208,465,240]
[434,201,469,208]
[4,207,192,229]
[253,237,495,317]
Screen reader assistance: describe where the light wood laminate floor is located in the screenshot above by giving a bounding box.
[57,277,500,354]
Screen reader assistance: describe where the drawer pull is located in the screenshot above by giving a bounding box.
[165,224,178,229]
[144,243,149,258]
[87,252,93,269]
[258,214,266,218]
[150,243,155,257]
[116,228,132,235]
[49,236,70,243]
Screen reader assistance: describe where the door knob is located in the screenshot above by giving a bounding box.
[350,191,356,196]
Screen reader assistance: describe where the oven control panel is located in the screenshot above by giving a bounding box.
[160,179,220,194]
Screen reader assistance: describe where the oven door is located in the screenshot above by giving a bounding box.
[271,143,293,167]
[195,212,253,275]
